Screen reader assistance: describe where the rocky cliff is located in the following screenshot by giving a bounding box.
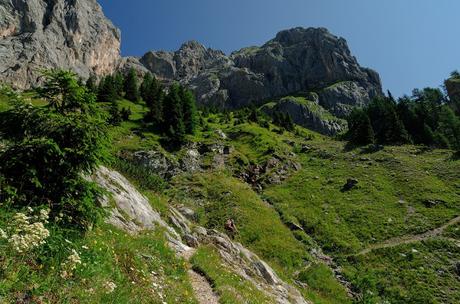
[0,0,121,88]
[0,1,382,134]
[139,27,382,114]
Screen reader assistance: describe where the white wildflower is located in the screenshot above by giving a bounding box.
[103,281,117,294]
[0,228,7,239]
[60,249,82,279]
[6,209,50,253]
[39,209,50,222]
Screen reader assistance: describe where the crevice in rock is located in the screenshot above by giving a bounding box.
[42,0,58,29]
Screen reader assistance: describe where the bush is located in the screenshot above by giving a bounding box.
[0,70,109,229]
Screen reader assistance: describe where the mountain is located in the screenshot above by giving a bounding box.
[0,0,121,89]
[0,1,382,135]
[139,28,382,116]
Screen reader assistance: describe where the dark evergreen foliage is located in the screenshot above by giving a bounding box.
[97,75,117,102]
[347,88,460,149]
[124,68,140,102]
[0,70,109,229]
[346,108,375,145]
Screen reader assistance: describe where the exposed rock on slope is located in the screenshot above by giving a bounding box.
[262,96,347,135]
[0,0,121,88]
[93,166,310,303]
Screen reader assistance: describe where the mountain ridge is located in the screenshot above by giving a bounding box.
[0,1,382,119]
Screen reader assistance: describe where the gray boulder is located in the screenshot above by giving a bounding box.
[0,0,121,88]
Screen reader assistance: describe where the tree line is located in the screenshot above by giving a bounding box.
[87,68,198,145]
[346,86,460,151]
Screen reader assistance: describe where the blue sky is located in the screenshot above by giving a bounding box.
[98,0,460,97]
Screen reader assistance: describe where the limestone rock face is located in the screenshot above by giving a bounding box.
[139,27,382,113]
[318,81,373,118]
[0,0,121,88]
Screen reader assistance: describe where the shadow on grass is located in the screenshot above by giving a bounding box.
[451,151,460,161]
[343,142,385,154]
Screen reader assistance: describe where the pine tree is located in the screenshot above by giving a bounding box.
[179,85,198,134]
[113,72,125,98]
[144,76,163,127]
[109,101,122,125]
[162,83,185,144]
[367,97,410,144]
[124,68,140,102]
[97,75,117,102]
[346,108,375,145]
[140,73,153,102]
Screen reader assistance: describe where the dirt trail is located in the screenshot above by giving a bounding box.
[181,248,220,304]
[357,216,460,256]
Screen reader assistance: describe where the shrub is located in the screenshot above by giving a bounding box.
[0,70,109,229]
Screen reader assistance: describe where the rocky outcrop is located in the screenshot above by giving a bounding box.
[261,97,347,135]
[169,207,310,304]
[0,0,121,88]
[318,81,372,118]
[93,166,310,303]
[139,27,382,112]
[231,28,381,102]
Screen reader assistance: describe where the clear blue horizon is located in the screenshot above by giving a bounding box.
[98,0,460,97]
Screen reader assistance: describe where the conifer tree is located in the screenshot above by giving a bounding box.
[283,113,295,132]
[113,72,125,97]
[162,83,185,144]
[346,108,375,145]
[140,73,153,102]
[124,68,140,102]
[179,85,198,134]
[109,101,122,125]
[97,75,117,102]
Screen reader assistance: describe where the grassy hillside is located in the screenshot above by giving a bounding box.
[1,89,459,303]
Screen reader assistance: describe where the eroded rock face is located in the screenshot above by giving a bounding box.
[138,27,382,112]
[318,81,373,118]
[232,28,381,100]
[0,0,121,88]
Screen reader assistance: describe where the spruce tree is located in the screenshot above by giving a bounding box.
[144,76,163,127]
[109,101,122,125]
[113,72,125,98]
[140,73,153,102]
[179,85,198,134]
[347,108,375,145]
[97,75,117,102]
[124,68,140,102]
[162,83,185,144]
[284,113,295,132]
